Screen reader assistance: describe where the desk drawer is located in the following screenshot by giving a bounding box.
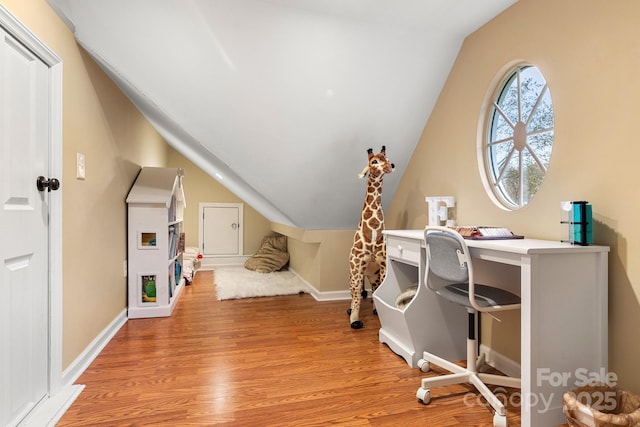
[386,236,421,265]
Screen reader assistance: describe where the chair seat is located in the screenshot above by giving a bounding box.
[436,283,520,309]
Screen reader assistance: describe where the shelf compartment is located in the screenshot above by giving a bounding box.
[138,231,158,249]
[139,273,158,305]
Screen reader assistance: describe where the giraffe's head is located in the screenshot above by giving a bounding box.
[358,146,395,179]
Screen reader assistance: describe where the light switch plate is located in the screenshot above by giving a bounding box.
[76,152,85,179]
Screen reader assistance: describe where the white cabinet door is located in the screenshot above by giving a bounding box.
[201,203,243,256]
[0,26,51,426]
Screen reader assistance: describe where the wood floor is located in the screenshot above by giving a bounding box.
[57,270,522,426]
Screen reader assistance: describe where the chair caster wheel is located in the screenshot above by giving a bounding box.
[417,359,430,372]
[416,387,431,404]
[493,413,508,427]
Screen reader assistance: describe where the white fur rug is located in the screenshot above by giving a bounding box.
[214,266,309,300]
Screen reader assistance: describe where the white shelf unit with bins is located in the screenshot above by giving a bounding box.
[373,230,467,368]
[126,167,186,318]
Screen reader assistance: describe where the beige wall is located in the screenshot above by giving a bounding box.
[273,224,354,293]
[386,0,640,392]
[60,50,168,369]
[2,0,169,368]
[167,148,272,255]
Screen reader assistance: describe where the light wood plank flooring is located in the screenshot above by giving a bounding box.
[57,270,522,426]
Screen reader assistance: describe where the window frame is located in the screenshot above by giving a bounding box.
[479,63,554,210]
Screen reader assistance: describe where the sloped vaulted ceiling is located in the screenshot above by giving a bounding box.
[47,0,517,229]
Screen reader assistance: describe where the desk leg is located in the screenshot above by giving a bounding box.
[521,253,608,427]
[520,255,534,427]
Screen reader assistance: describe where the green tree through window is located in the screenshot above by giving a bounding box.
[486,65,554,209]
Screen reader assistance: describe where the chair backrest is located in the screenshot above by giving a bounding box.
[423,226,472,292]
[423,226,521,313]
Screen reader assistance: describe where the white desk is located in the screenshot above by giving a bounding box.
[373,229,609,427]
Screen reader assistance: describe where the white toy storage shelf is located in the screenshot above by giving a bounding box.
[126,167,186,319]
[373,230,467,368]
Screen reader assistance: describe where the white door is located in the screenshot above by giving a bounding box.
[201,203,243,256]
[0,26,52,426]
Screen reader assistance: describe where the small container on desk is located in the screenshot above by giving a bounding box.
[561,201,593,245]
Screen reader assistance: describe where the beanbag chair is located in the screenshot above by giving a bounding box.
[244,235,289,273]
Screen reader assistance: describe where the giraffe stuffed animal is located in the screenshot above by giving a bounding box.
[347,146,394,329]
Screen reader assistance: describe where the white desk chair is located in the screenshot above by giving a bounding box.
[417,226,521,427]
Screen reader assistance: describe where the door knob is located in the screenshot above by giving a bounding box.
[231,223,238,230]
[36,176,60,192]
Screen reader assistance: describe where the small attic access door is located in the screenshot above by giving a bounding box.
[200,203,243,257]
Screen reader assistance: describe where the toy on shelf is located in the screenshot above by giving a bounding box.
[142,275,156,302]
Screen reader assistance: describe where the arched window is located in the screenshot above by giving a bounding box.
[483,65,554,209]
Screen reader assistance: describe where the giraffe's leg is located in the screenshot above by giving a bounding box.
[346,252,357,316]
[364,264,382,316]
[348,277,367,312]
[348,256,368,329]
[375,240,387,284]
[361,276,368,300]
[348,271,365,329]
[365,245,387,315]
[374,249,387,294]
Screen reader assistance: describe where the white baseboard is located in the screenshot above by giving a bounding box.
[310,289,351,301]
[479,343,521,379]
[61,309,128,386]
[20,384,85,427]
[288,269,370,302]
[200,255,249,269]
